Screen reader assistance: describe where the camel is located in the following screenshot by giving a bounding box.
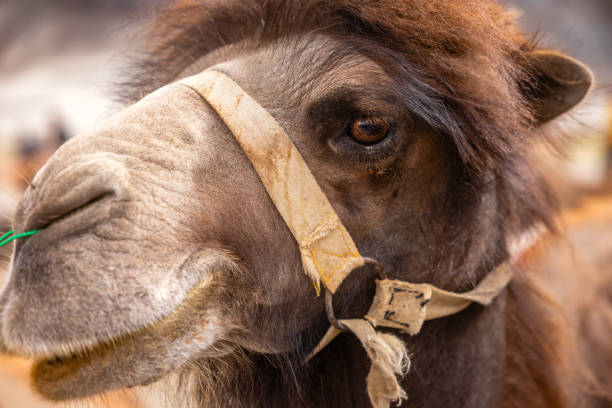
[0,0,607,406]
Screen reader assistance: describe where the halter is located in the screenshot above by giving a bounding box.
[180,70,514,408]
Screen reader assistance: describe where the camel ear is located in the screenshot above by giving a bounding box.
[524,50,593,126]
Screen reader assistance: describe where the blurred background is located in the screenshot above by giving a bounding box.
[0,0,610,407]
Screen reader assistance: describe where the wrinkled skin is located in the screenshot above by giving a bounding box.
[0,30,592,406]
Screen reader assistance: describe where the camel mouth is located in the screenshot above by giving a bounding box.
[27,312,185,400]
[15,307,143,374]
[32,330,130,378]
[20,272,226,401]
[30,329,142,400]
[3,247,227,358]
[38,351,86,367]
[35,349,96,378]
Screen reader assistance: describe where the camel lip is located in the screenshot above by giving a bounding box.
[1,249,226,396]
[31,325,134,367]
[29,332,137,401]
[36,349,89,368]
[4,323,131,361]
[27,274,224,401]
[1,265,219,361]
[2,297,160,362]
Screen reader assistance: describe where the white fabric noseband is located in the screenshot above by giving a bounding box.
[180,70,514,408]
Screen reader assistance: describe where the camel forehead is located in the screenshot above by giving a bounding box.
[180,34,396,107]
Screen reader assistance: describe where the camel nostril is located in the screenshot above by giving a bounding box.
[31,192,113,232]
[19,155,129,234]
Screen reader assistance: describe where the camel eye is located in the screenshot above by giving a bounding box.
[350,117,390,145]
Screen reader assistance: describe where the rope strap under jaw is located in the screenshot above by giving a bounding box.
[306,262,513,361]
[179,70,513,408]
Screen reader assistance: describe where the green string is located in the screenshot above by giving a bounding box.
[0,230,13,242]
[0,229,40,247]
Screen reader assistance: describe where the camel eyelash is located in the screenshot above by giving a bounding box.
[328,118,402,166]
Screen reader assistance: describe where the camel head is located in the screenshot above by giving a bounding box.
[0,0,592,402]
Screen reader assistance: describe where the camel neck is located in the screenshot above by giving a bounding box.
[191,294,507,408]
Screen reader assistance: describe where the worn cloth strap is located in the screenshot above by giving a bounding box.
[180,70,364,294]
[306,262,513,361]
[366,262,513,334]
[339,319,409,408]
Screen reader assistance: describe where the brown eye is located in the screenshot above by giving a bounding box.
[350,117,390,145]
